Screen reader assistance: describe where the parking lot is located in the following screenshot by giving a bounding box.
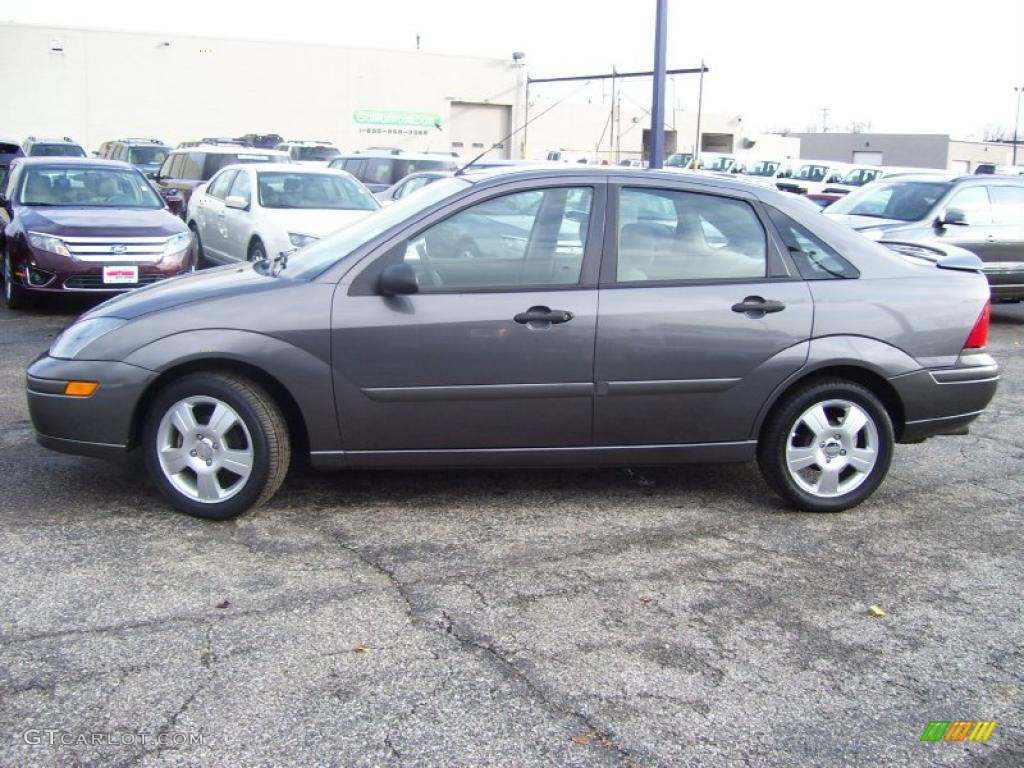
[0,298,1021,767]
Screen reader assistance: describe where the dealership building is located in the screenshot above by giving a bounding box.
[0,22,797,164]
[787,132,1013,173]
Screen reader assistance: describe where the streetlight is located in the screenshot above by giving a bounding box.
[1014,86,1023,167]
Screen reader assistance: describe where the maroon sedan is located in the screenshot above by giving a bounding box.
[0,157,196,309]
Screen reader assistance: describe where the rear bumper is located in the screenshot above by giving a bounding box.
[981,263,1024,301]
[891,353,999,443]
[26,356,157,455]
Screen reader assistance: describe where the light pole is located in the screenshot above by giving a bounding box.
[1014,86,1022,167]
[648,0,668,168]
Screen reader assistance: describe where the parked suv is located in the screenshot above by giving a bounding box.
[275,141,341,165]
[151,145,288,217]
[97,138,171,176]
[329,149,459,193]
[826,173,1024,300]
[0,157,195,308]
[22,136,87,158]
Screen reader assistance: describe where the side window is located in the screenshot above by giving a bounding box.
[180,152,204,180]
[946,186,992,224]
[362,159,394,186]
[989,186,1024,225]
[616,187,766,282]
[766,207,859,280]
[343,159,365,176]
[394,186,593,291]
[229,171,251,203]
[208,170,236,199]
[398,176,428,198]
[158,155,176,179]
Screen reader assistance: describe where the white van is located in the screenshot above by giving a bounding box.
[775,161,849,195]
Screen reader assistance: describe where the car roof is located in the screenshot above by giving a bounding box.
[337,150,459,162]
[15,156,136,169]
[283,140,336,146]
[222,162,352,174]
[171,145,288,156]
[455,164,787,193]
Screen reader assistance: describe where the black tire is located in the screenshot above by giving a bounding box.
[1,250,35,310]
[188,222,208,268]
[757,379,894,513]
[142,373,290,520]
[248,239,266,263]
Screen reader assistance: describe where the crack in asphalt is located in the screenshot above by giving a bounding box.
[326,528,644,767]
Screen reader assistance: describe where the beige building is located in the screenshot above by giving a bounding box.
[788,132,1012,172]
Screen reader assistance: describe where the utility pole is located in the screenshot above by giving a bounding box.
[693,59,705,168]
[1014,86,1022,167]
[649,0,668,168]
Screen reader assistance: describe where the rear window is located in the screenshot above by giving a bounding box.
[202,153,284,178]
[30,143,86,158]
[297,146,340,161]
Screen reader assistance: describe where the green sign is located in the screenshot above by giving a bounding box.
[353,110,442,129]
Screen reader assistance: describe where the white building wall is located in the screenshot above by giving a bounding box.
[0,23,523,156]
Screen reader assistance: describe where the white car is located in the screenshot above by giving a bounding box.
[731,158,800,187]
[775,160,849,195]
[187,164,379,264]
[274,141,341,165]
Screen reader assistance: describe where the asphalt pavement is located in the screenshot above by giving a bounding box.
[1,297,1021,767]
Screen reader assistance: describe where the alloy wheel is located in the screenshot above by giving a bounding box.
[156,396,255,503]
[784,399,879,498]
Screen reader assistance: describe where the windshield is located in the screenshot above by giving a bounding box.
[31,144,86,157]
[827,180,951,221]
[297,146,340,161]
[703,156,734,172]
[793,165,829,182]
[745,161,779,177]
[840,168,880,186]
[20,166,163,207]
[665,153,692,168]
[257,171,379,211]
[283,176,472,279]
[129,146,168,165]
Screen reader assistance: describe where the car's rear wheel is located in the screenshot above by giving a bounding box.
[248,239,266,263]
[142,373,290,520]
[757,379,893,512]
[2,250,35,310]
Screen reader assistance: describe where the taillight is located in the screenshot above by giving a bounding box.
[964,300,991,349]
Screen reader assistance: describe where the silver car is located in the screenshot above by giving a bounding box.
[24,168,999,519]
[827,173,1024,300]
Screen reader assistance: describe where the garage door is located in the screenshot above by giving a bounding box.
[449,102,511,160]
[852,151,883,165]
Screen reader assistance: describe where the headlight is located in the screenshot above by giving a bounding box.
[50,317,128,359]
[288,233,319,249]
[28,232,71,258]
[163,231,192,257]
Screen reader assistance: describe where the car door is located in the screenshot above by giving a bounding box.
[932,185,998,260]
[196,170,236,263]
[593,180,814,447]
[331,179,606,452]
[220,168,253,261]
[986,184,1024,262]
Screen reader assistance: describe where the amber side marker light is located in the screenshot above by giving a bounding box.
[64,381,99,397]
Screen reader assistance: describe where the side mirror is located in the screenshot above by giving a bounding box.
[940,208,968,227]
[225,195,248,210]
[378,262,419,296]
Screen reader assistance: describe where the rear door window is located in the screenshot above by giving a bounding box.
[180,152,204,180]
[989,186,1024,225]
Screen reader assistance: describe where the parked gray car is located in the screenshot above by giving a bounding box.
[826,174,1024,301]
[25,168,998,519]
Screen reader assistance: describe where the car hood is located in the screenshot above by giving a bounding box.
[20,206,184,237]
[84,263,276,321]
[825,213,906,231]
[261,207,375,239]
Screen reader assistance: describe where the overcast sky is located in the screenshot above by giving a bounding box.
[2,0,1022,138]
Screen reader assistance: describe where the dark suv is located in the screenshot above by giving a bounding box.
[0,158,195,308]
[826,174,1024,301]
[329,150,459,193]
[97,138,171,177]
[151,145,288,217]
[22,136,87,158]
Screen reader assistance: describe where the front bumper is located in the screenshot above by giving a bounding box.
[26,356,158,457]
[891,352,999,443]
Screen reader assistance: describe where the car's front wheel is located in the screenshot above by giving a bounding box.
[248,239,267,263]
[757,379,894,513]
[2,250,35,310]
[142,373,291,519]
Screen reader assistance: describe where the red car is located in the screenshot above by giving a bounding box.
[0,157,196,308]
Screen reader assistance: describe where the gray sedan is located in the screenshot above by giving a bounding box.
[24,168,999,519]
